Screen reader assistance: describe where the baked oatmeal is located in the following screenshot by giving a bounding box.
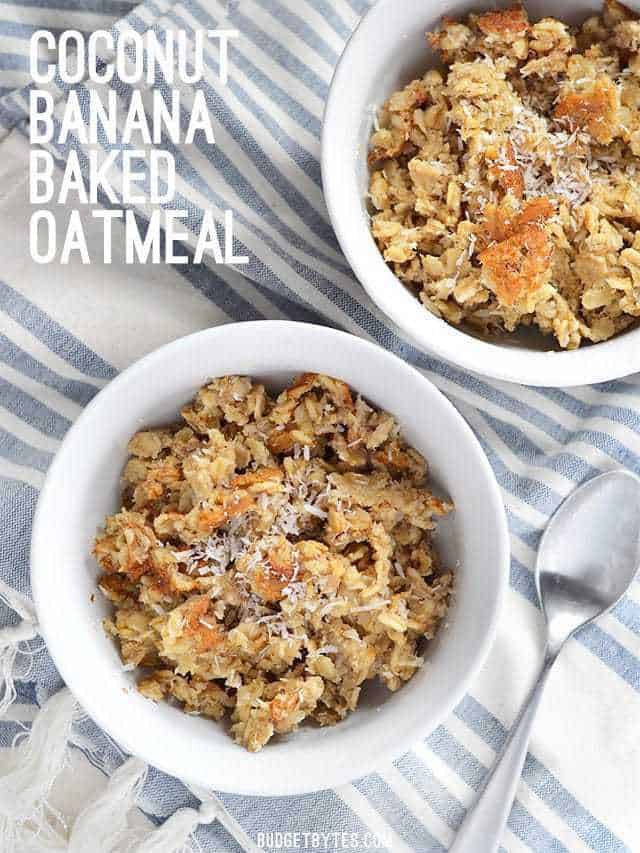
[368,0,640,349]
[93,374,453,751]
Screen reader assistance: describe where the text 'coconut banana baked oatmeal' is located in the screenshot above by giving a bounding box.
[368,0,640,349]
[93,374,453,751]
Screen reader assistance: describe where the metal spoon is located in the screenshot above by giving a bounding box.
[450,470,640,853]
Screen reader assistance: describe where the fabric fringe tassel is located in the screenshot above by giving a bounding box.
[0,579,39,717]
[186,786,262,853]
[67,757,149,851]
[67,759,260,852]
[133,802,206,853]
[0,688,76,852]
[0,582,257,852]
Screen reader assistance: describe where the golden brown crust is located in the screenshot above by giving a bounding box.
[477,6,530,36]
[554,76,619,144]
[480,224,553,305]
[479,197,555,249]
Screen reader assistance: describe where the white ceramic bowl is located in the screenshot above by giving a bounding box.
[322,0,640,387]
[31,321,508,795]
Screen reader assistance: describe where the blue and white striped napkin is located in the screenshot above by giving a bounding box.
[0,1,639,850]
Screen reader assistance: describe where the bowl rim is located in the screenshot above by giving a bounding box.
[321,0,640,388]
[31,320,509,795]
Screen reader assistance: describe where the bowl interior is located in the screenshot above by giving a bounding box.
[31,322,508,795]
[323,0,640,385]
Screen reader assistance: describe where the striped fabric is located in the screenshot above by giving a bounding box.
[0,0,639,850]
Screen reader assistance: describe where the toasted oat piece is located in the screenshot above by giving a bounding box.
[427,17,473,62]
[368,78,430,163]
[128,430,175,459]
[614,18,640,50]
[231,676,324,752]
[604,0,636,26]
[271,372,353,422]
[139,671,233,719]
[181,375,268,433]
[529,16,575,54]
[244,535,298,603]
[93,511,158,579]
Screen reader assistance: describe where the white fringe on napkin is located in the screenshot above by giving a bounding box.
[185,785,263,853]
[0,584,256,852]
[67,757,149,852]
[0,579,39,717]
[0,688,75,852]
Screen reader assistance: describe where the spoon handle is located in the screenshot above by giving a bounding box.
[449,652,557,853]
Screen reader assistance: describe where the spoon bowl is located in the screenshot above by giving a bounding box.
[536,471,640,652]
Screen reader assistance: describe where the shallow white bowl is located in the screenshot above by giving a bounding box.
[31,321,508,795]
[322,0,640,387]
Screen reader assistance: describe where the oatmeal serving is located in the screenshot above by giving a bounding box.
[93,374,453,751]
[368,0,640,349]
